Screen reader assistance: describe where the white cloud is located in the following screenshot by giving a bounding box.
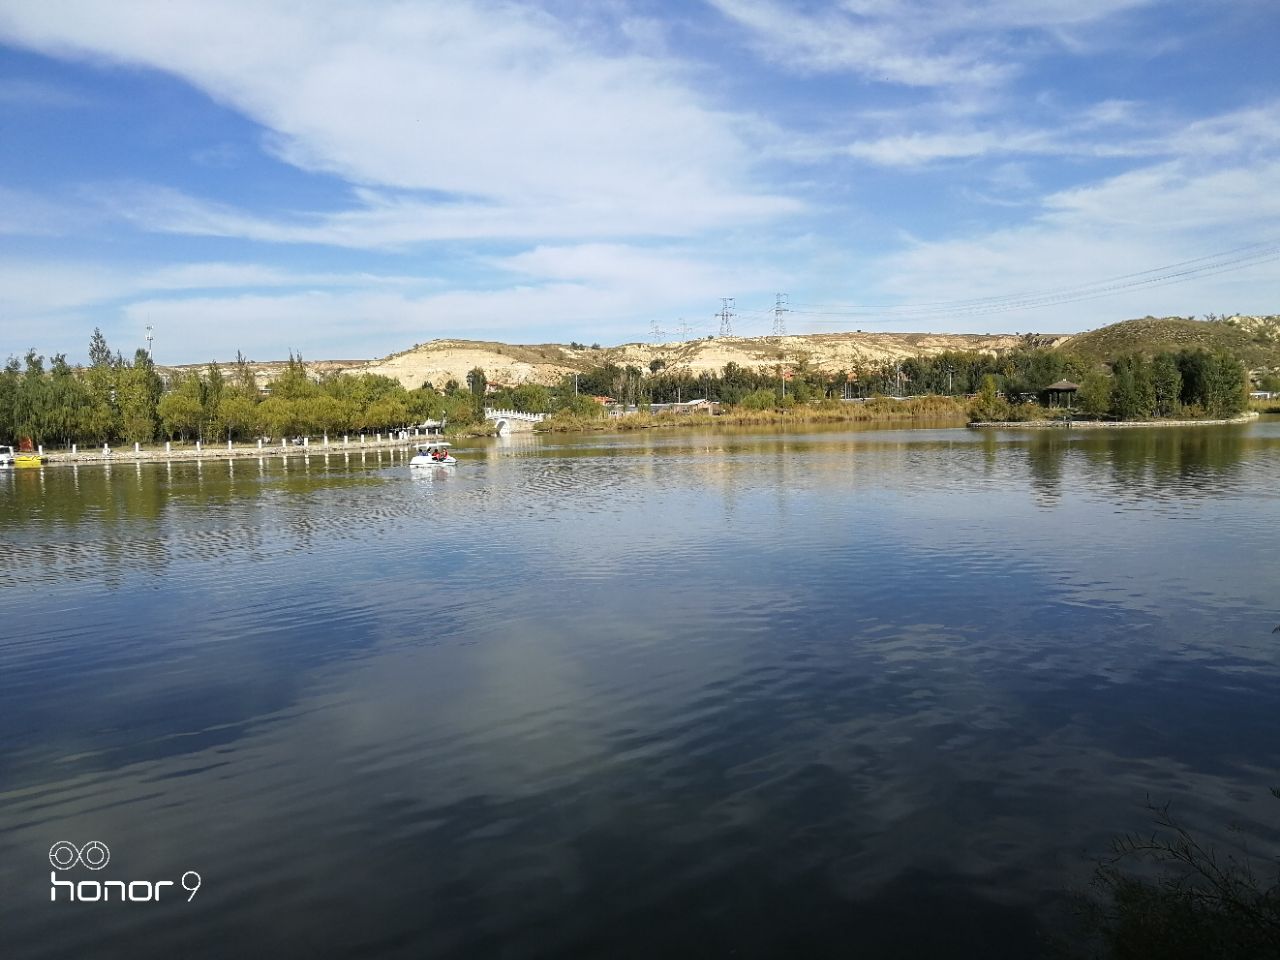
[0,258,430,317]
[100,181,798,249]
[867,154,1280,330]
[1046,160,1280,230]
[494,242,769,293]
[0,186,94,235]
[0,0,793,241]
[119,284,657,362]
[0,242,783,361]
[707,0,1156,87]
[119,242,785,360]
[810,97,1280,170]
[706,0,1009,87]
[1,0,1272,357]
[0,259,124,316]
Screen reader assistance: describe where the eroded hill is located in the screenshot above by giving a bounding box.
[355,331,1069,389]
[169,315,1278,389]
[1059,315,1280,367]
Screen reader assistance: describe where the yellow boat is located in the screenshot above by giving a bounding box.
[3,445,43,467]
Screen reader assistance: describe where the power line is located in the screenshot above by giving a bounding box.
[772,293,788,336]
[792,238,1280,311]
[790,238,1280,322]
[797,245,1280,326]
[718,297,735,337]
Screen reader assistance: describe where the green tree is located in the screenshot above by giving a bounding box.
[1110,354,1156,420]
[1176,350,1213,411]
[0,357,20,442]
[117,350,163,443]
[295,394,348,436]
[254,396,298,440]
[88,327,112,368]
[968,375,1010,422]
[405,385,443,423]
[83,327,120,442]
[157,371,206,441]
[217,394,259,441]
[510,383,551,413]
[1077,371,1112,417]
[466,366,487,417]
[14,350,51,444]
[360,396,410,432]
[271,353,317,400]
[739,388,778,411]
[45,354,89,446]
[202,363,225,439]
[233,350,257,394]
[1151,353,1183,417]
[554,393,605,418]
[1204,352,1246,416]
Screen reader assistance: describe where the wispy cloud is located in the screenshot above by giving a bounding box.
[707,0,1156,87]
[0,243,782,361]
[98,181,799,249]
[0,258,432,317]
[799,98,1280,170]
[0,76,88,107]
[0,0,1273,360]
[118,271,763,362]
[706,0,1008,87]
[870,154,1280,328]
[0,0,793,241]
[0,186,87,235]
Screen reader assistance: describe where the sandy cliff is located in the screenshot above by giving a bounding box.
[165,315,1277,389]
[353,331,1069,389]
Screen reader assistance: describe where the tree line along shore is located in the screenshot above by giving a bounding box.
[1,329,1272,451]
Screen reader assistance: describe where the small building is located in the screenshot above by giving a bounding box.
[648,399,720,415]
[1043,380,1079,408]
[676,398,712,412]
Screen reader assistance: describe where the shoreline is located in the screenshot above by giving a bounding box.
[18,435,430,468]
[967,411,1261,429]
[13,408,1266,466]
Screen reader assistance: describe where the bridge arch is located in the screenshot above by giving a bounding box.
[484,408,546,434]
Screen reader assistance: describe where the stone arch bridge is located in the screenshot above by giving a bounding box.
[485,408,547,435]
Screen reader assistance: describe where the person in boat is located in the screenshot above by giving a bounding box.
[431,447,445,461]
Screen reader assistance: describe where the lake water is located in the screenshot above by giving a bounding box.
[2,420,1279,959]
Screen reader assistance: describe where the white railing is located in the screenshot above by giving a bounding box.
[484,408,547,422]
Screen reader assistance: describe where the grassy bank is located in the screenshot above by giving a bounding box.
[535,395,968,433]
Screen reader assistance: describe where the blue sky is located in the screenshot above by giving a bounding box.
[0,0,1277,364]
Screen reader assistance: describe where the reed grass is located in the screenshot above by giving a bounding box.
[534,396,969,433]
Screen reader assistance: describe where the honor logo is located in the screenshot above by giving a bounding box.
[49,842,202,903]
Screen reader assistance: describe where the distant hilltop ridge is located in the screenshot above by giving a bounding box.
[173,315,1279,390]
